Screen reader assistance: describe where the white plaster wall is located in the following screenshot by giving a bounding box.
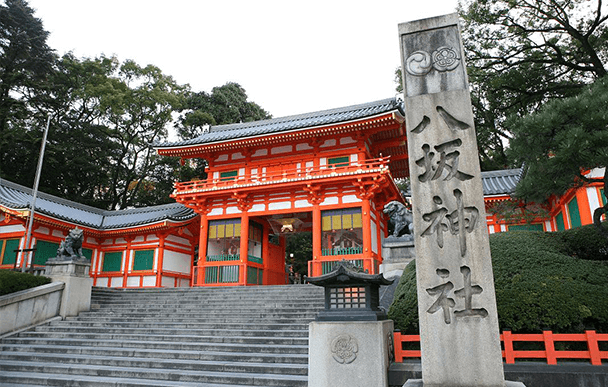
[586,167,605,178]
[269,201,292,210]
[488,226,495,234]
[271,145,293,154]
[588,187,602,214]
[342,195,362,204]
[177,278,190,288]
[250,203,266,212]
[209,208,223,216]
[142,276,156,287]
[0,224,25,234]
[545,220,553,232]
[34,226,50,235]
[166,235,190,246]
[133,236,145,243]
[295,200,312,208]
[500,224,507,232]
[110,277,123,288]
[321,197,339,206]
[321,139,336,148]
[297,143,313,151]
[252,149,268,157]
[371,220,378,254]
[350,154,358,162]
[126,277,139,287]
[340,137,356,145]
[52,230,65,238]
[226,206,241,214]
[232,152,244,160]
[162,250,192,274]
[162,276,175,288]
[216,154,228,162]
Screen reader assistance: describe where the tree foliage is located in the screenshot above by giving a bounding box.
[0,0,55,134]
[177,82,271,140]
[508,76,608,230]
[459,0,608,170]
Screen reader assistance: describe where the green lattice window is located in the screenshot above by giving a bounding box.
[102,251,123,272]
[133,249,154,271]
[556,212,565,231]
[328,156,350,168]
[34,240,59,265]
[568,197,582,228]
[82,248,93,261]
[220,170,238,181]
[508,223,544,232]
[601,189,606,206]
[0,238,20,265]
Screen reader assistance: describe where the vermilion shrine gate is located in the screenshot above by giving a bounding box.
[155,99,408,286]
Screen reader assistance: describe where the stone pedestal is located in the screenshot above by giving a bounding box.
[309,320,394,387]
[45,258,92,318]
[381,237,415,277]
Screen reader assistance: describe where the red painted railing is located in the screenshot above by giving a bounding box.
[173,157,391,194]
[393,330,608,365]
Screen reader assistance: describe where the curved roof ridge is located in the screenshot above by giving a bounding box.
[154,97,402,148]
[0,178,196,230]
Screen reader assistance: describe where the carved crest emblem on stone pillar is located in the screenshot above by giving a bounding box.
[405,46,461,76]
[331,334,358,364]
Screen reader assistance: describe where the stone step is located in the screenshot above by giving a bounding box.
[0,370,297,387]
[33,325,310,338]
[0,344,309,364]
[0,359,307,386]
[18,331,309,345]
[65,316,313,324]
[1,337,309,354]
[88,305,323,311]
[0,352,308,375]
[48,320,310,331]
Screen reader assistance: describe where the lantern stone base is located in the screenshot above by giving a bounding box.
[380,238,415,277]
[403,379,526,386]
[45,258,92,318]
[309,320,394,387]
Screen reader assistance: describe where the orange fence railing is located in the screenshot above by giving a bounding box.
[393,330,608,365]
[173,157,391,194]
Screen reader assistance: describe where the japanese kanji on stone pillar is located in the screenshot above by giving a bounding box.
[399,14,508,387]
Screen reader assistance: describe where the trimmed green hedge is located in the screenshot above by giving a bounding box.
[388,226,608,333]
[0,270,52,296]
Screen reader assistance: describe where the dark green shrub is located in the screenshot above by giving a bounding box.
[388,260,419,334]
[388,230,608,333]
[559,222,608,261]
[0,270,52,296]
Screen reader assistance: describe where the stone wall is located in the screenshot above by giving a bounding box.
[0,281,64,336]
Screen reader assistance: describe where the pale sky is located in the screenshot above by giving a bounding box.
[27,0,459,119]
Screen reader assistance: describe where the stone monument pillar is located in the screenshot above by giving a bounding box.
[398,14,523,387]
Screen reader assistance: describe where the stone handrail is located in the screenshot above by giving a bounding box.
[0,281,65,336]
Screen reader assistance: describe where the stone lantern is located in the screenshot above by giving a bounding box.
[307,260,393,321]
[308,260,395,387]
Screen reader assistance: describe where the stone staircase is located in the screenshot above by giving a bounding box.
[0,284,325,387]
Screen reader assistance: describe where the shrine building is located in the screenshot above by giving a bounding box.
[0,97,605,288]
[153,98,408,286]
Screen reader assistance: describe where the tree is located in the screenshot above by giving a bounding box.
[458,0,608,170]
[177,82,271,140]
[0,0,55,135]
[508,76,608,233]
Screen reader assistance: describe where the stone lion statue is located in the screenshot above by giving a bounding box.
[383,201,414,238]
[56,227,86,261]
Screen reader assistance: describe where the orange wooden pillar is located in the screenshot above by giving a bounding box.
[311,203,322,277]
[576,188,594,226]
[196,214,209,286]
[361,197,373,274]
[239,212,249,285]
[155,233,166,287]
